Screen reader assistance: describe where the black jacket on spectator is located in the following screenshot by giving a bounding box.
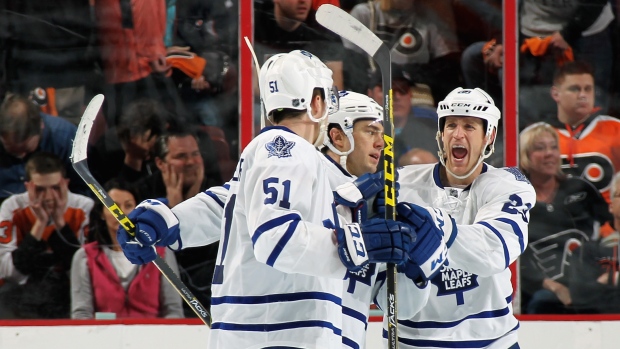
[1,1,97,94]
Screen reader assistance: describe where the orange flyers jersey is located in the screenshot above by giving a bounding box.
[557,115,620,203]
[0,192,94,281]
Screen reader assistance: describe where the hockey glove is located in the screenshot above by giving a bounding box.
[337,218,414,271]
[334,171,385,207]
[396,203,453,280]
[117,233,157,265]
[117,199,182,265]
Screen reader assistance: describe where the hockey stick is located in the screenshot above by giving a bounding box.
[71,95,212,327]
[315,5,399,348]
[243,35,266,129]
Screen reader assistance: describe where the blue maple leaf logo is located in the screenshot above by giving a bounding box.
[266,135,296,158]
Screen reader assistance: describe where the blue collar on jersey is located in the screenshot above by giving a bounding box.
[433,163,488,190]
[259,125,297,135]
[322,152,353,178]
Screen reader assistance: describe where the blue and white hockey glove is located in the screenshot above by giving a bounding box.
[333,171,384,207]
[396,203,452,280]
[117,199,182,264]
[337,218,414,271]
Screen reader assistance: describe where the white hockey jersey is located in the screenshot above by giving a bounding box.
[320,154,430,349]
[386,163,535,349]
[207,126,350,349]
[172,149,428,349]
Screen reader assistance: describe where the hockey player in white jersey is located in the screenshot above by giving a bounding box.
[116,50,417,349]
[387,87,536,349]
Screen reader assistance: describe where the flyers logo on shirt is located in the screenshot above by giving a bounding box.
[0,221,12,244]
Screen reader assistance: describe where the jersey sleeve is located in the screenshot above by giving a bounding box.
[70,247,94,319]
[173,184,229,248]
[447,169,536,276]
[242,145,347,279]
[0,198,25,282]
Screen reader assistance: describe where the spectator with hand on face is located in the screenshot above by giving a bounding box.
[123,127,221,318]
[0,152,94,319]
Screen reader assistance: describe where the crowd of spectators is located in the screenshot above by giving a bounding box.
[1,0,620,320]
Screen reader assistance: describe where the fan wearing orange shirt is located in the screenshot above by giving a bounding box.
[0,152,94,319]
[550,61,620,237]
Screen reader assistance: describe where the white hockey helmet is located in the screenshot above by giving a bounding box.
[436,87,501,179]
[323,91,383,161]
[437,87,500,140]
[258,50,338,123]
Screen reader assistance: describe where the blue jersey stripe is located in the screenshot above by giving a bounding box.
[400,306,510,329]
[383,322,519,348]
[252,213,300,245]
[342,306,367,324]
[342,335,360,349]
[211,291,342,306]
[212,320,342,336]
[495,217,525,253]
[204,190,225,208]
[266,219,300,266]
[477,221,510,268]
[445,218,458,248]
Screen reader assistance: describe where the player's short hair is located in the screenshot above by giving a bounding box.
[0,94,42,141]
[24,151,66,181]
[553,61,594,86]
[116,98,169,145]
[518,122,564,179]
[270,88,325,124]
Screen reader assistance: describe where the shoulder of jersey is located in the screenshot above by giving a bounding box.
[254,129,313,160]
[397,163,435,177]
[67,192,95,210]
[480,166,532,188]
[0,192,29,213]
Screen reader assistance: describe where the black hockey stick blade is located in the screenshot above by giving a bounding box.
[316,4,399,348]
[71,95,212,327]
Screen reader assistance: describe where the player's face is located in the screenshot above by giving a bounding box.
[347,120,384,176]
[527,131,560,178]
[274,0,311,22]
[164,136,203,187]
[552,73,594,125]
[441,116,488,177]
[27,172,67,211]
[104,188,136,237]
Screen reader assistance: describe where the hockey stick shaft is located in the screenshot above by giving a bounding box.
[71,95,212,327]
[315,5,398,348]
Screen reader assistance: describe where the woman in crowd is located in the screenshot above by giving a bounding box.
[70,179,183,319]
[518,122,612,313]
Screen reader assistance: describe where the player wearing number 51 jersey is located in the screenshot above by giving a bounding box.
[390,87,535,349]
[114,50,416,349]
